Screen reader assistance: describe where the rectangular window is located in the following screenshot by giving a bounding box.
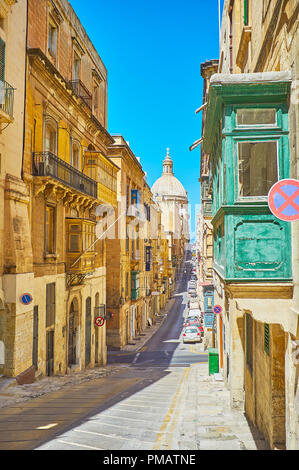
[237,108,276,126]
[0,38,5,81]
[73,52,80,80]
[243,0,249,25]
[93,82,99,114]
[125,272,129,297]
[45,206,55,254]
[48,22,57,57]
[69,234,80,252]
[46,283,55,328]
[238,141,278,197]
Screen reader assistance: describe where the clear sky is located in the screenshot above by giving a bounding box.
[69,0,224,241]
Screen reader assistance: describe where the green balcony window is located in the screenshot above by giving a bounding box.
[131,271,140,301]
[236,108,276,126]
[238,141,278,198]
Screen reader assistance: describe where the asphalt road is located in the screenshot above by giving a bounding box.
[0,258,207,451]
[108,259,207,368]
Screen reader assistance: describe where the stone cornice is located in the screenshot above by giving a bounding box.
[203,72,292,155]
[225,282,293,299]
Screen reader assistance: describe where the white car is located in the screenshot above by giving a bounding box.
[187,308,202,319]
[183,326,201,343]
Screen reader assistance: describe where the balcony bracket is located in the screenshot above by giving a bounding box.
[66,272,87,288]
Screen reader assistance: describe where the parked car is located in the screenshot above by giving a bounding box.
[187,309,202,321]
[188,287,196,292]
[185,321,204,335]
[182,326,201,343]
[189,292,197,298]
[188,300,199,310]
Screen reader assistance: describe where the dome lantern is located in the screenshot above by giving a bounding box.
[163,148,173,175]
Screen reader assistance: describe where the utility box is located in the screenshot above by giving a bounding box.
[208,348,219,375]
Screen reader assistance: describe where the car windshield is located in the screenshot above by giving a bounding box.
[186,328,198,333]
[189,310,201,315]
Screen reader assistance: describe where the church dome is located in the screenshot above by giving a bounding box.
[151,149,188,201]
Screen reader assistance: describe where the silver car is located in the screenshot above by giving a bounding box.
[182,326,201,343]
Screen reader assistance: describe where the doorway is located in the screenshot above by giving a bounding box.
[68,298,78,367]
[85,297,92,367]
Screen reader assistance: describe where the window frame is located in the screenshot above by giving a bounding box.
[48,18,58,59]
[233,105,280,130]
[235,138,280,202]
[45,205,56,255]
[44,116,58,154]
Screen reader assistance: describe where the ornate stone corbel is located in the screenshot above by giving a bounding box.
[63,191,74,206]
[55,186,67,202]
[44,182,57,200]
[34,180,47,198]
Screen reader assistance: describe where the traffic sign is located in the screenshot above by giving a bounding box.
[213,305,222,314]
[268,179,299,221]
[20,293,33,305]
[94,316,105,327]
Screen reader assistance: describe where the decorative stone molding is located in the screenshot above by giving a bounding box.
[0,0,16,19]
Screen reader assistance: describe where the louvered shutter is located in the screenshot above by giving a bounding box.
[0,39,5,81]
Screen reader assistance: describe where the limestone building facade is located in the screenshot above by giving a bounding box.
[0,0,31,378]
[199,0,299,450]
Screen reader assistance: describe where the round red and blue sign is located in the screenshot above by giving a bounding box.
[213,305,222,314]
[268,179,299,222]
[20,293,33,305]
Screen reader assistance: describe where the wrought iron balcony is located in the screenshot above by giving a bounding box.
[69,79,92,110]
[0,80,14,122]
[33,151,97,198]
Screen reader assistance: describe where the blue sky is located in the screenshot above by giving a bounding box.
[69,0,224,240]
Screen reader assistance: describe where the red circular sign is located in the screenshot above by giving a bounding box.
[213,305,222,314]
[268,179,299,222]
[95,316,105,327]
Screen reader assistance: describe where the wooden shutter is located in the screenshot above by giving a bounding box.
[46,283,55,327]
[0,39,5,81]
[264,323,270,355]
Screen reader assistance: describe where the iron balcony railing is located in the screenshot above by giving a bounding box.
[33,151,97,198]
[0,80,14,119]
[69,80,92,110]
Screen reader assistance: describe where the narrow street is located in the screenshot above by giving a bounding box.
[0,263,267,451]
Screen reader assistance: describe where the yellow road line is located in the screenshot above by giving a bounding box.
[153,367,190,450]
[163,367,190,449]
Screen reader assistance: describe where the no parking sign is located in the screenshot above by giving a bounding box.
[94,316,105,327]
[268,179,299,222]
[213,305,222,315]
